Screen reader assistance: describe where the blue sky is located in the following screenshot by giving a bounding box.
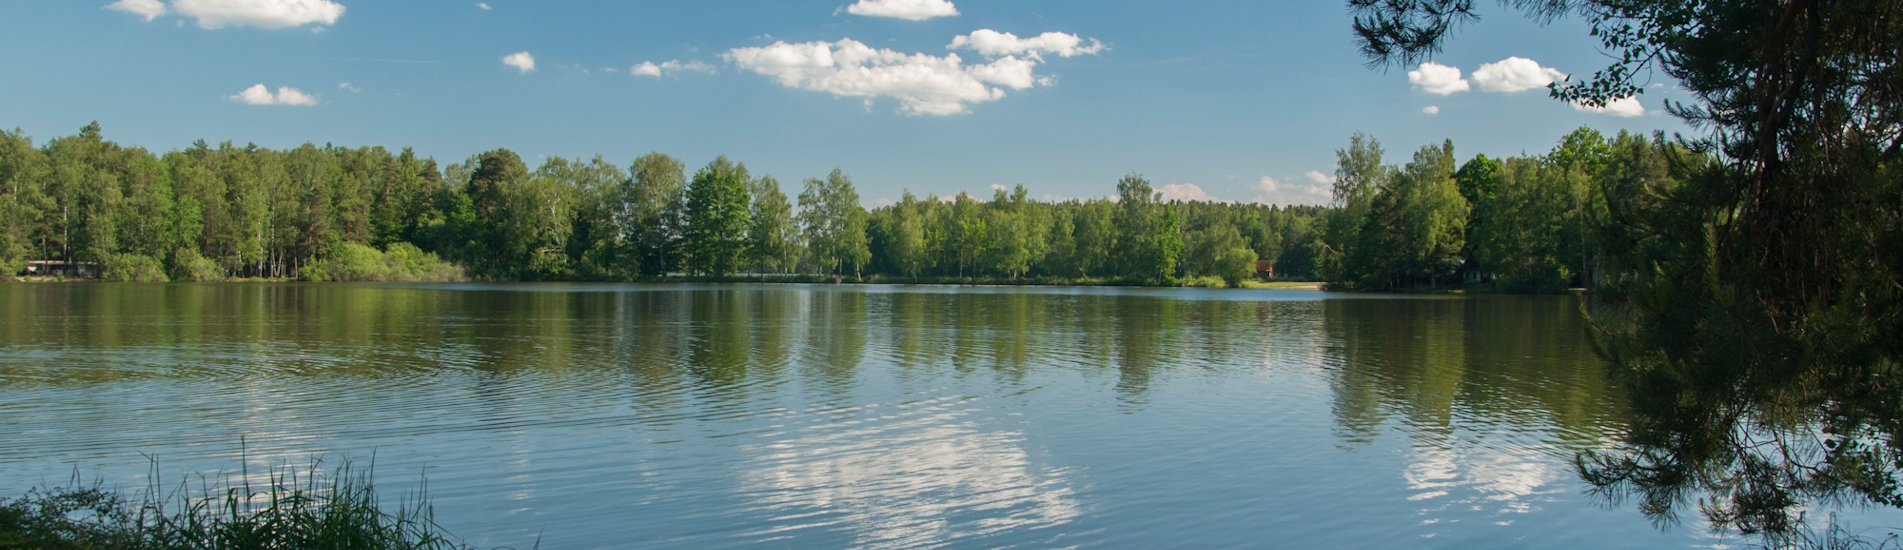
[0,0,1691,206]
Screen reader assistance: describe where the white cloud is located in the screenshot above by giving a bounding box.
[1472,56,1566,93]
[949,29,1104,59]
[967,55,1040,88]
[228,84,318,106]
[843,0,957,20]
[1250,176,1281,203]
[989,183,1008,192]
[1408,62,1469,95]
[475,2,491,9]
[727,38,1077,116]
[630,59,716,78]
[172,0,345,30]
[1572,95,1646,117]
[871,197,895,207]
[337,81,360,93]
[1158,183,1220,203]
[1421,105,1440,115]
[502,51,535,74]
[106,0,167,21]
[1252,174,1333,206]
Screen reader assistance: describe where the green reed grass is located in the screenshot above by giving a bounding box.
[1,455,485,550]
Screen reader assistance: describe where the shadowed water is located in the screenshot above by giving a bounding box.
[0,283,1826,547]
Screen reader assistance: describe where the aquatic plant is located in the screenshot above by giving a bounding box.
[0,457,477,549]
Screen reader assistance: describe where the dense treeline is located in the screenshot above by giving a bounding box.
[0,121,1686,289]
[1313,128,1701,292]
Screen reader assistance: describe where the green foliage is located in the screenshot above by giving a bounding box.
[0,460,474,549]
[974,185,1044,279]
[1320,133,1387,286]
[1350,0,1903,540]
[623,152,687,277]
[553,155,628,279]
[461,149,529,277]
[103,253,167,282]
[1474,157,1576,292]
[1333,139,1469,289]
[301,242,464,282]
[0,122,1691,297]
[167,247,223,282]
[1111,173,1182,283]
[682,156,753,276]
[0,130,43,279]
[868,192,929,277]
[1453,153,1501,274]
[1217,247,1257,288]
[1182,222,1246,279]
[746,175,798,274]
[798,168,869,277]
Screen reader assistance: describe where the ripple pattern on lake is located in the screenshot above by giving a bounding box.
[0,283,1829,548]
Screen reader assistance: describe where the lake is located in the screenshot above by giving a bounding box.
[0,283,1827,547]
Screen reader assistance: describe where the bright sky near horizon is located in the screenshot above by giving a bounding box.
[0,0,1693,206]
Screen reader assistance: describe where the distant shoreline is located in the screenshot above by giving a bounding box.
[10,274,1329,291]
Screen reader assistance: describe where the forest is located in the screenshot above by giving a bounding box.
[0,121,1692,291]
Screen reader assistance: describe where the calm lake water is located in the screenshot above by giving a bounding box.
[0,283,1843,547]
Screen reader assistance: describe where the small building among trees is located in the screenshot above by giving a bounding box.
[22,260,98,278]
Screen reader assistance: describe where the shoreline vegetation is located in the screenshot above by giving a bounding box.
[2,123,1667,294]
[0,458,483,550]
[5,272,1329,290]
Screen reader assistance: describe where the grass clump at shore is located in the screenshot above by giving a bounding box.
[0,459,477,550]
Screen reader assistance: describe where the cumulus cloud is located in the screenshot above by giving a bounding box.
[476,2,490,9]
[171,0,345,30]
[1408,62,1469,95]
[1472,56,1567,93]
[337,81,360,92]
[1572,95,1646,117]
[228,84,318,106]
[1158,183,1220,203]
[1421,105,1440,115]
[1252,174,1333,206]
[502,51,535,74]
[844,0,957,20]
[631,59,716,78]
[106,0,167,21]
[949,29,1104,59]
[1250,176,1282,203]
[728,37,1085,116]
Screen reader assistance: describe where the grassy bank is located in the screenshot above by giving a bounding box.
[0,459,486,550]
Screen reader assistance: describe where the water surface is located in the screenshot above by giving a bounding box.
[0,283,1779,547]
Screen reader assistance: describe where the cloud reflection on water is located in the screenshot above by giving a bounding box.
[739,395,1079,547]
